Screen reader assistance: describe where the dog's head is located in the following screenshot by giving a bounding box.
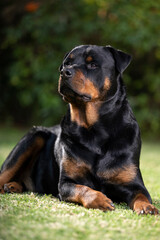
[58,45,131,103]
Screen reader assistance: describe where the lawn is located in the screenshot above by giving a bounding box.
[0,127,160,240]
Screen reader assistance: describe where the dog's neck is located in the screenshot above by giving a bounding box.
[69,101,102,128]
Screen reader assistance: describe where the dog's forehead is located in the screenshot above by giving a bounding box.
[67,45,114,64]
[68,45,90,58]
[68,45,102,57]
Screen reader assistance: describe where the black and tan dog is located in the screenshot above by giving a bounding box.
[0,45,158,215]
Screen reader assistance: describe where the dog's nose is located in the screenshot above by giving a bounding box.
[61,68,72,78]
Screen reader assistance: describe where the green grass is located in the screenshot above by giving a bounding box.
[0,128,160,240]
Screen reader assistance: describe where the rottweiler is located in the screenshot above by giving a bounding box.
[0,45,159,215]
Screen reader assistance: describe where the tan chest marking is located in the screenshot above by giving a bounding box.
[62,157,91,179]
[70,101,101,128]
[97,164,137,185]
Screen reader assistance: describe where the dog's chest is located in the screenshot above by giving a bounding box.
[64,156,137,186]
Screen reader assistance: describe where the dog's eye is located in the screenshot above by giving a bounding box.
[87,62,98,69]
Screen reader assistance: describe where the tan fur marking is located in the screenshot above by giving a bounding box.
[104,77,111,90]
[85,101,101,126]
[70,101,101,128]
[97,164,137,184]
[0,137,45,186]
[70,104,86,127]
[72,70,99,99]
[85,78,99,99]
[72,70,85,89]
[63,157,91,179]
[86,56,93,62]
[69,53,74,59]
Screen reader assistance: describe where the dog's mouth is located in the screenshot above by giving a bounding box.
[59,82,91,103]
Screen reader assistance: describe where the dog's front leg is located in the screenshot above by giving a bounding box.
[58,152,115,211]
[58,182,115,211]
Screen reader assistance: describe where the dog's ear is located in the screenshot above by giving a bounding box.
[106,46,132,74]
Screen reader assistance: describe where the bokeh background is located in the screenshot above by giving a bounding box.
[0,0,160,138]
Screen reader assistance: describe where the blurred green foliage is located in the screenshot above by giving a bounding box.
[0,0,160,137]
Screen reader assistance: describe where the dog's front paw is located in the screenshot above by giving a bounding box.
[83,190,115,211]
[134,202,159,215]
[131,193,159,215]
